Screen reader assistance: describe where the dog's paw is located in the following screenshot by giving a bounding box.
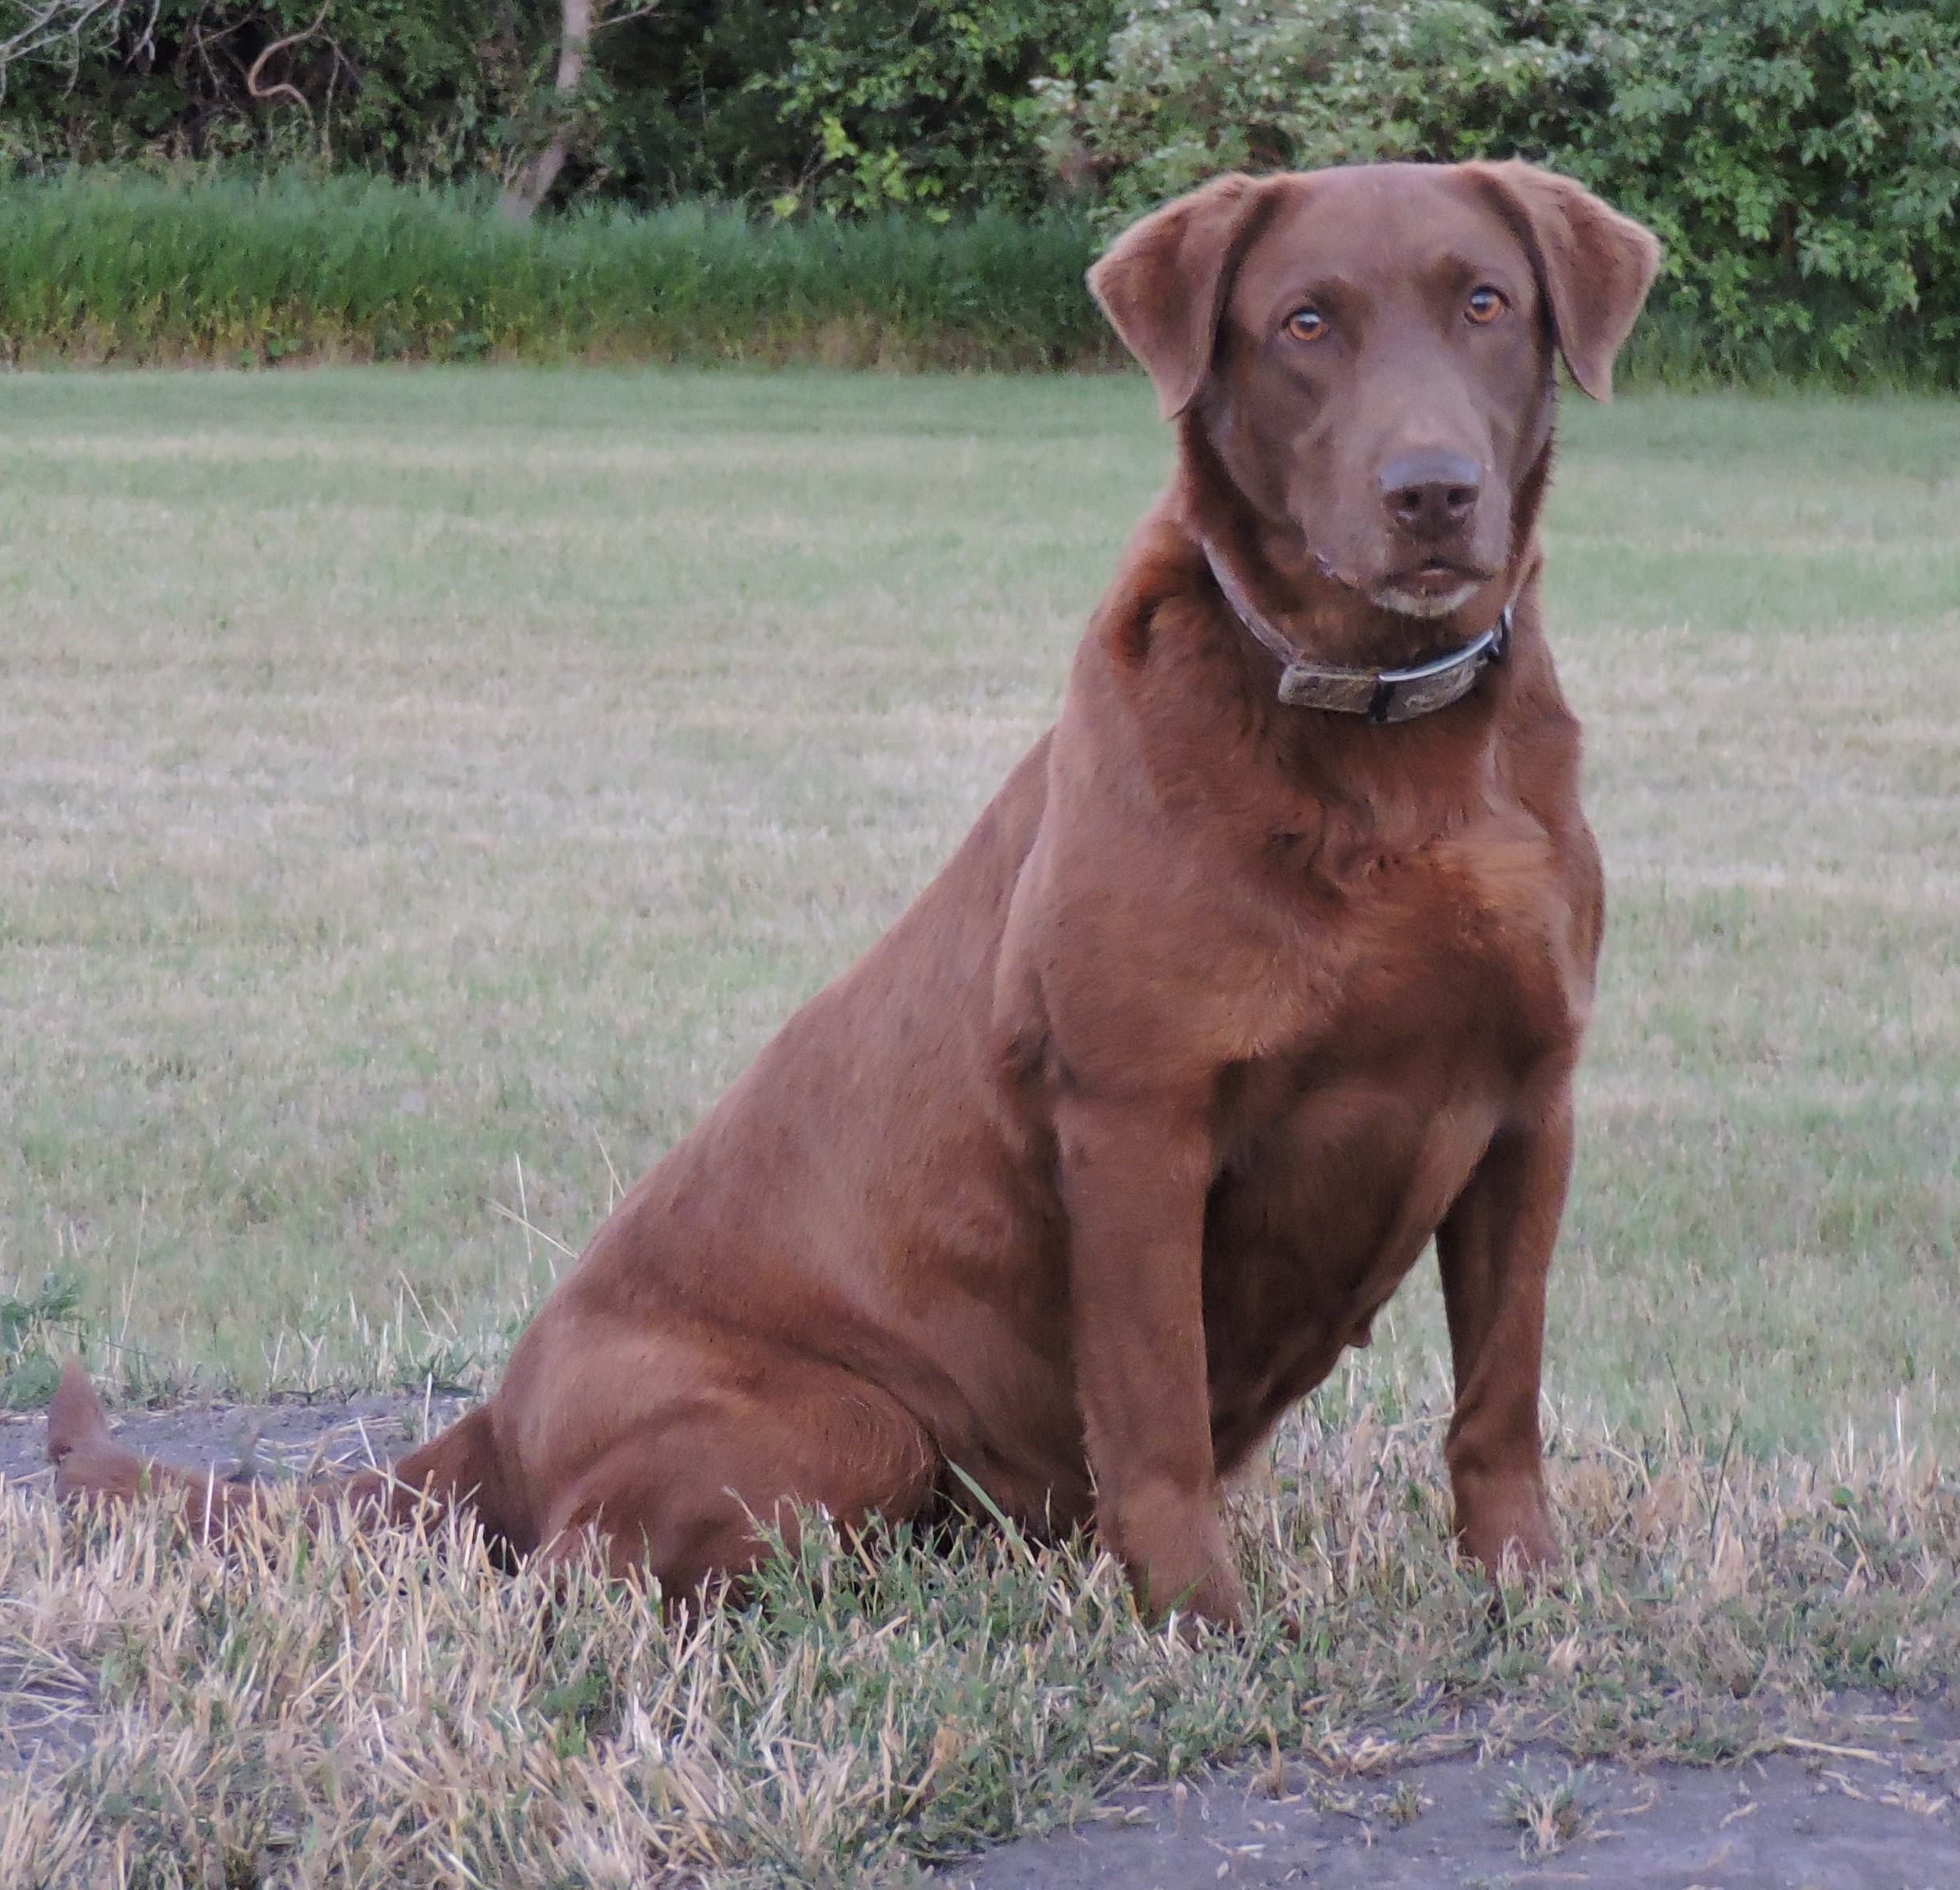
[1458,1476,1560,1577]
[1151,1561,1251,1639]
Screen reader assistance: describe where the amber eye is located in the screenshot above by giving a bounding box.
[1466,286,1505,325]
[1286,306,1328,343]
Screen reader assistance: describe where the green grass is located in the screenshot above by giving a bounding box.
[0,172,1111,369]
[2,372,1958,1467]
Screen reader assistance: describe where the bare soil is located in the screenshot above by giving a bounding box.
[4,1398,1956,1888]
[945,1711,1960,1890]
[0,1387,472,1496]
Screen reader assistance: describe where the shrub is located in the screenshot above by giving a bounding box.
[0,1,1126,214]
[1543,0,1960,378]
[1033,0,1960,383]
[1030,0,1556,214]
[758,0,1123,216]
[0,0,536,178]
[5,0,1956,382]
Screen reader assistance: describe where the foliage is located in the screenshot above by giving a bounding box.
[1030,0,1555,210]
[1535,0,1960,377]
[0,0,129,102]
[585,1,809,206]
[0,1274,82,1409]
[4,0,1958,380]
[0,169,1111,364]
[0,0,544,177]
[1032,0,1960,382]
[756,0,1122,216]
[0,0,1127,212]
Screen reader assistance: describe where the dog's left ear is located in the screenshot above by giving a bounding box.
[1462,161,1662,401]
[1089,173,1282,420]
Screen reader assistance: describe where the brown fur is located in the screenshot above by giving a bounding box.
[52,160,1659,1630]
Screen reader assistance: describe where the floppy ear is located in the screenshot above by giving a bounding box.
[1462,160,1661,402]
[1088,173,1282,420]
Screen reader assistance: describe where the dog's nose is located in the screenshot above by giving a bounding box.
[1379,451,1482,541]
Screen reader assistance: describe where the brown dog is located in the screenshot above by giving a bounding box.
[52,161,1658,1631]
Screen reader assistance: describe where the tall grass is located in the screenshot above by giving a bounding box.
[2,168,1952,383]
[0,171,1113,369]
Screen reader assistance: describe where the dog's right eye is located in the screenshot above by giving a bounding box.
[1286,307,1328,344]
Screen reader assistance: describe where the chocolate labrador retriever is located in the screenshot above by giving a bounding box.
[53,159,1658,1631]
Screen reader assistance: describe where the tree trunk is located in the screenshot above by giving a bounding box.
[498,0,594,223]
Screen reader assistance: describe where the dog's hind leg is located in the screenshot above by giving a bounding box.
[532,1352,940,1602]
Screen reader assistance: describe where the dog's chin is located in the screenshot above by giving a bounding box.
[1369,578,1484,621]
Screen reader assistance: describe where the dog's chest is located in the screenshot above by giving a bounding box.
[1194,819,1594,1450]
[1230,797,1593,1080]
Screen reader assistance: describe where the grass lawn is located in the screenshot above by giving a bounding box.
[0,371,1956,1884]
[4,369,1956,1454]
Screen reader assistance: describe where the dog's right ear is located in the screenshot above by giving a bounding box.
[1089,174,1281,421]
[1462,160,1661,402]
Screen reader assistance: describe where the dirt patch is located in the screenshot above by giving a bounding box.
[943,1708,1960,1890]
[0,1386,475,1498]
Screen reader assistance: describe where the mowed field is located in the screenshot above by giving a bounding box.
[2,373,1958,1886]
[4,370,1956,1453]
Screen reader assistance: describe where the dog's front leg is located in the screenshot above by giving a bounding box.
[1055,1092,1247,1630]
[1435,1088,1575,1573]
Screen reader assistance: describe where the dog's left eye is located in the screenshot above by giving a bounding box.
[1466,287,1505,325]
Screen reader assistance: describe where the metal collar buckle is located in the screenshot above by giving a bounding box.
[1283,612,1511,723]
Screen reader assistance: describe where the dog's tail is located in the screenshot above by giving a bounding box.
[47,1359,519,1550]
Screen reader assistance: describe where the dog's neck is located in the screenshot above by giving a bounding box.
[1199,536,1514,724]
[1119,427,1563,868]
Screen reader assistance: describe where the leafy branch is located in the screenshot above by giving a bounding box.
[0,0,156,98]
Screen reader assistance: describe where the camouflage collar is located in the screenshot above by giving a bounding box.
[1201,539,1512,724]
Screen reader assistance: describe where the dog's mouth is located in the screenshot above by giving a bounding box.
[1309,551,1496,626]
[1369,559,1491,622]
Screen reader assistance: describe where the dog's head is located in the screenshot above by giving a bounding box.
[1090,162,1659,626]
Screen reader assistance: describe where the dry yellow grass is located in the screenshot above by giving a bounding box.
[0,1384,1954,1885]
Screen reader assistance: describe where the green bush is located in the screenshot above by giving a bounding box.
[0,0,538,177]
[0,169,1111,366]
[1545,0,1960,378]
[1030,0,1550,212]
[0,0,1125,213]
[759,0,1122,215]
[4,0,1956,382]
[1033,0,1960,384]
